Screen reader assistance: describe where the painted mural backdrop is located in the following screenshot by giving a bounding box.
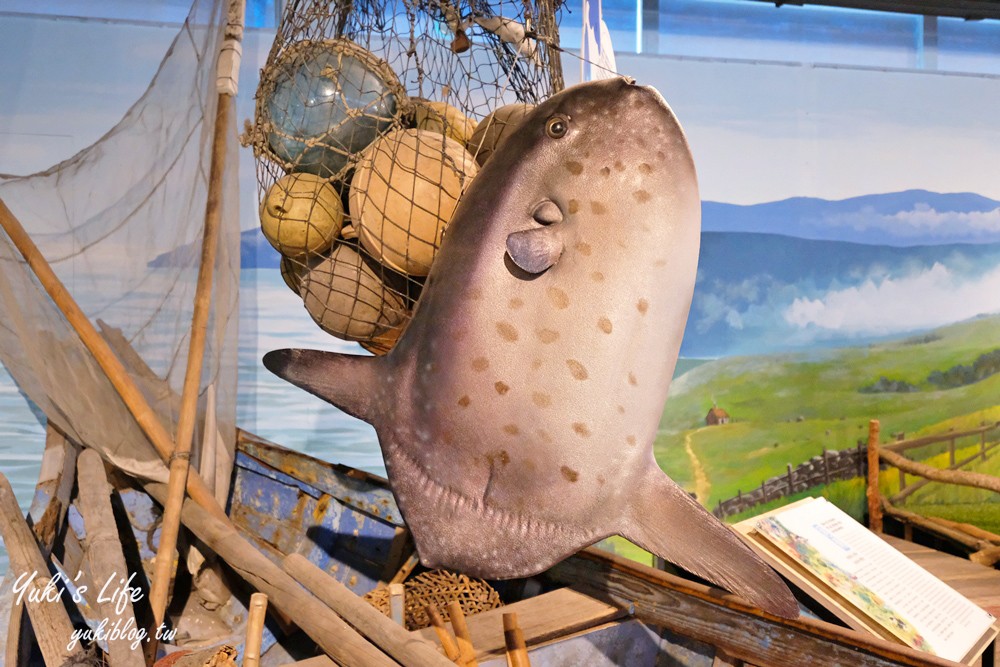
[602,57,1000,544]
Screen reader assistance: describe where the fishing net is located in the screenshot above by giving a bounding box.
[363,569,502,629]
[244,0,564,354]
[0,0,239,488]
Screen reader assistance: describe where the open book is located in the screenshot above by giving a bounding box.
[735,498,997,664]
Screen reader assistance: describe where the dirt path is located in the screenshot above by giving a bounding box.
[684,429,711,504]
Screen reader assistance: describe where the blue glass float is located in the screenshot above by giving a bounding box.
[266,40,401,179]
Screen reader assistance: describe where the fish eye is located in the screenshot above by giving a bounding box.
[546,116,569,139]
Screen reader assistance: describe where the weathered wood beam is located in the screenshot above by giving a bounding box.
[879,447,1000,494]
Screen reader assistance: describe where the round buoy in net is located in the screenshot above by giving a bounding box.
[467,103,533,166]
[263,39,405,180]
[350,128,478,277]
[413,99,476,146]
[300,243,407,341]
[261,173,344,257]
[279,254,325,294]
[359,322,406,356]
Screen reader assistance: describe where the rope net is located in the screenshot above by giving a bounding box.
[245,0,564,353]
[0,0,238,486]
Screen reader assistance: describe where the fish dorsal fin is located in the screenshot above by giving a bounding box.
[622,464,799,618]
[263,349,383,424]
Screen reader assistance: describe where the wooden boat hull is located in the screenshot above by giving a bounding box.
[0,428,975,667]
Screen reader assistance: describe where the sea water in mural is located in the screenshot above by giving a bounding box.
[659,189,1000,533]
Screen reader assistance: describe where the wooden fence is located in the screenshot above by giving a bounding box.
[713,445,867,519]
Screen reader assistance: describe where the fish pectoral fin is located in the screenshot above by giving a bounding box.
[621,466,799,619]
[505,226,564,274]
[263,349,383,424]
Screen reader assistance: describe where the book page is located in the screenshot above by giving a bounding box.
[755,498,996,662]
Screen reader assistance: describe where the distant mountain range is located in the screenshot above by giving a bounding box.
[702,190,1000,246]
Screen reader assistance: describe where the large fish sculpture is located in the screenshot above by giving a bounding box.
[265,77,799,617]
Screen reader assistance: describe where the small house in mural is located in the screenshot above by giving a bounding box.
[706,406,730,426]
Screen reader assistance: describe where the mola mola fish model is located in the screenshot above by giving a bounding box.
[265,77,798,617]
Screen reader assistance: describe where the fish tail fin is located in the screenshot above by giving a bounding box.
[262,348,384,424]
[621,464,799,618]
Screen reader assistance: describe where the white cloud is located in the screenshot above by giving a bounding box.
[783,262,1000,335]
[823,205,1000,238]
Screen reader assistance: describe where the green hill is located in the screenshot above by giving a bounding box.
[658,314,1000,510]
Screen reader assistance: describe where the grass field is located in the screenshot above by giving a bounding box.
[657,314,1000,527]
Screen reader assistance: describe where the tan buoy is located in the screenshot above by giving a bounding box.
[350,128,477,276]
[359,321,407,356]
[260,173,344,257]
[467,103,533,166]
[413,99,476,146]
[300,244,407,341]
[280,254,325,294]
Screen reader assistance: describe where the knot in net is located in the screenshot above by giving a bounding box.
[248,0,564,354]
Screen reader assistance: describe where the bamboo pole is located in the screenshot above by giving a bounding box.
[879,447,1000,494]
[283,554,454,667]
[0,198,226,524]
[244,593,269,667]
[426,604,461,663]
[502,613,530,667]
[143,482,397,667]
[76,450,146,667]
[866,420,882,533]
[0,473,80,666]
[447,601,478,667]
[149,90,234,631]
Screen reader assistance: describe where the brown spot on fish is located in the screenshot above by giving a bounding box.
[657,151,665,161]
[568,199,580,214]
[509,297,524,309]
[565,161,584,175]
[560,466,579,482]
[497,321,519,341]
[617,405,625,414]
[503,424,520,436]
[495,381,510,395]
[633,190,651,203]
[598,317,613,334]
[600,166,611,177]
[467,287,484,300]
[566,359,588,381]
[499,450,510,465]
[654,259,667,267]
[591,201,607,215]
[598,475,606,485]
[626,435,637,446]
[639,163,653,175]
[532,391,552,408]
[575,242,592,256]
[531,359,543,370]
[614,160,625,172]
[637,298,649,314]
[628,372,638,386]
[472,356,490,372]
[538,430,552,444]
[537,328,559,344]
[547,287,570,309]
[572,422,591,437]
[591,271,605,282]
[458,395,471,407]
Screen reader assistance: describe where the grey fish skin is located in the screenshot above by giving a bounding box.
[265,78,799,618]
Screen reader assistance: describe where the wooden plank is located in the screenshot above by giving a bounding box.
[0,473,80,666]
[283,554,453,667]
[415,586,625,661]
[142,482,398,667]
[545,548,961,667]
[76,450,145,667]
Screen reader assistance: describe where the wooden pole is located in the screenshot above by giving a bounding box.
[0,473,80,666]
[149,90,233,631]
[866,420,882,533]
[142,482,396,667]
[283,554,454,667]
[502,613,530,667]
[0,199,226,524]
[447,601,478,667]
[879,447,1000,494]
[426,604,461,662]
[244,593,269,667]
[76,450,146,667]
